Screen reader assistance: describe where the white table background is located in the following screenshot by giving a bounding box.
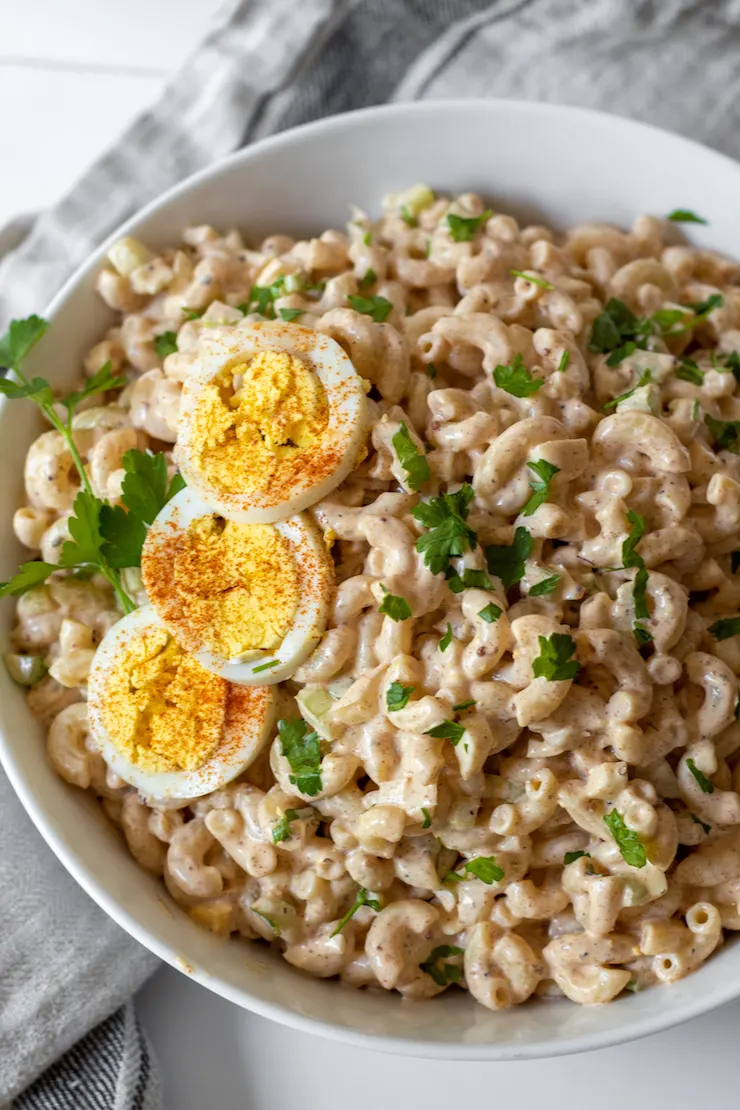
[2,2,739,1105]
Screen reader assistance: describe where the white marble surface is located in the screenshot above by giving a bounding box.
[3,3,740,1106]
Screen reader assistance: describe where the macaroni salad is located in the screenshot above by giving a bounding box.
[7,185,740,1009]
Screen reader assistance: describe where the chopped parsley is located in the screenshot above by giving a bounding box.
[386,682,414,711]
[278,307,305,322]
[272,808,302,844]
[439,622,454,652]
[557,351,570,373]
[400,205,417,227]
[363,231,372,246]
[676,358,704,386]
[633,565,649,621]
[589,298,652,365]
[529,574,560,597]
[445,209,491,242]
[446,567,492,594]
[622,509,647,569]
[564,850,590,865]
[493,353,544,397]
[240,276,291,318]
[278,718,322,796]
[522,458,560,516]
[705,414,740,453]
[485,526,533,587]
[330,888,381,936]
[181,306,205,320]
[602,369,652,412]
[708,617,740,641]
[691,813,711,835]
[634,625,653,648]
[419,945,463,987]
[445,856,504,884]
[687,758,715,794]
[347,294,393,322]
[667,209,707,224]
[603,809,646,868]
[154,331,178,358]
[452,699,476,712]
[478,602,502,623]
[425,719,465,744]
[426,362,437,379]
[532,633,581,682]
[412,484,477,575]
[509,269,554,290]
[378,585,412,622]
[391,422,430,491]
[421,807,432,829]
[359,268,377,289]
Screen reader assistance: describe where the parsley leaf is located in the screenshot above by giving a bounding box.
[0,561,58,598]
[691,813,711,835]
[412,484,477,575]
[445,567,492,594]
[421,807,432,829]
[557,351,570,373]
[705,414,740,453]
[392,422,429,491]
[452,699,476,712]
[347,294,393,323]
[358,268,376,290]
[622,509,647,569]
[181,306,205,320]
[529,574,560,597]
[485,526,533,587]
[687,758,714,794]
[510,269,554,290]
[278,718,322,796]
[378,586,412,621]
[426,362,437,380]
[120,449,184,527]
[564,850,590,865]
[272,808,301,844]
[523,458,560,516]
[419,945,463,987]
[330,888,380,936]
[242,277,288,318]
[0,375,55,405]
[0,314,48,368]
[439,622,453,652]
[155,331,178,358]
[667,209,707,224]
[445,856,504,884]
[478,602,502,623]
[493,353,544,397]
[603,809,646,868]
[400,205,417,227]
[676,358,704,386]
[532,633,581,682]
[633,565,650,620]
[445,209,491,242]
[58,491,106,568]
[278,307,305,322]
[589,298,649,362]
[386,682,414,711]
[708,617,740,641]
[425,719,465,744]
[98,504,147,569]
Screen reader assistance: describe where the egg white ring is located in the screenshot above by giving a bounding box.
[173,319,369,523]
[87,605,277,800]
[141,486,334,686]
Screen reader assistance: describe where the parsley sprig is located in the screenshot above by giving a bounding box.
[445,209,491,242]
[412,484,477,575]
[708,617,740,641]
[493,354,544,397]
[0,316,183,613]
[589,295,723,366]
[485,526,533,587]
[347,294,393,323]
[378,585,412,621]
[386,682,414,711]
[444,855,504,884]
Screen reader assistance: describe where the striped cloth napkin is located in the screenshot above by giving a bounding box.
[2,1,740,1106]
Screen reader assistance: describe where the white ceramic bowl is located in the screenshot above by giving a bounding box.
[4,100,740,1060]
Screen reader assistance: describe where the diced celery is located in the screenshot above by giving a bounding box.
[107,236,152,277]
[394,184,436,217]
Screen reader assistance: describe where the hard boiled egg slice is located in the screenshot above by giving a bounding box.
[87,606,276,800]
[141,486,333,685]
[174,319,369,523]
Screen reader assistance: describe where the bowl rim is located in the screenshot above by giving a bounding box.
[4,96,740,1060]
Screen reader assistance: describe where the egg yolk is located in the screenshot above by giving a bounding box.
[170,515,300,658]
[188,350,329,494]
[100,626,227,773]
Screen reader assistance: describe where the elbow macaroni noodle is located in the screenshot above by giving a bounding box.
[11,189,740,1009]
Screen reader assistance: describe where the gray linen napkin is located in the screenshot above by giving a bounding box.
[3,1,740,1105]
